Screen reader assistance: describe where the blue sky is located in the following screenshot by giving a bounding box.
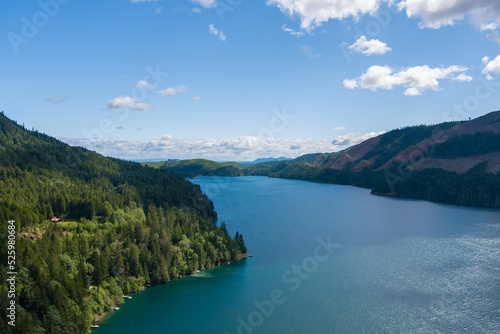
[1,0,500,161]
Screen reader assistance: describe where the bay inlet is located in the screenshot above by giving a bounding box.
[94,176,500,334]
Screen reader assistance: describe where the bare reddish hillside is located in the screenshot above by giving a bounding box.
[309,136,381,170]
[307,110,500,174]
[382,111,500,172]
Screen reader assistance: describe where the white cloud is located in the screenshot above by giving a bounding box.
[107,96,153,110]
[158,86,187,96]
[398,0,500,29]
[487,32,500,45]
[267,0,500,32]
[331,131,386,146]
[62,136,348,161]
[343,79,359,89]
[134,102,153,110]
[44,95,68,104]
[267,0,384,31]
[331,126,346,132]
[61,131,389,161]
[193,95,202,101]
[481,22,498,31]
[348,36,392,55]
[155,7,163,14]
[482,55,500,80]
[299,45,322,58]
[282,24,305,37]
[403,87,422,96]
[136,80,153,89]
[192,7,202,13]
[191,0,216,8]
[345,64,471,95]
[452,73,473,82]
[209,24,226,41]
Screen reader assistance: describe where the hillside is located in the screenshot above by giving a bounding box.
[238,157,291,165]
[152,111,500,208]
[0,112,247,333]
[142,159,244,178]
[141,158,276,177]
[273,111,500,207]
[305,111,500,174]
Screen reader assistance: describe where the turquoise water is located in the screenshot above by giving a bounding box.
[94,176,500,333]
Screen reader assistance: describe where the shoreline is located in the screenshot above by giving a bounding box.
[91,253,252,329]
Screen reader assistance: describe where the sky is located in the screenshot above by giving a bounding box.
[1,0,500,161]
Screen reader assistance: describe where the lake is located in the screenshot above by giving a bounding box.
[94,176,500,333]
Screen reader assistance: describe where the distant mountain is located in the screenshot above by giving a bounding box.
[273,111,500,207]
[306,111,500,174]
[133,158,178,163]
[141,159,245,178]
[143,111,500,207]
[239,157,292,165]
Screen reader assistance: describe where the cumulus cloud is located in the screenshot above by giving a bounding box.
[136,80,153,89]
[60,132,386,161]
[267,0,500,33]
[398,0,500,29]
[482,55,500,79]
[267,0,383,30]
[282,24,305,37]
[348,36,392,55]
[107,96,153,110]
[452,73,473,82]
[403,87,422,96]
[343,79,359,89]
[481,23,498,31]
[487,32,500,45]
[344,64,471,96]
[158,86,187,96]
[299,45,322,58]
[191,0,216,8]
[193,95,202,101]
[209,24,226,41]
[44,95,68,104]
[331,131,385,146]
[331,126,346,132]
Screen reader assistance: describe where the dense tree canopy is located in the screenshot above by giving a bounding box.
[0,113,247,333]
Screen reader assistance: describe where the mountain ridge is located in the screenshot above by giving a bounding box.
[304,111,500,175]
[153,111,500,208]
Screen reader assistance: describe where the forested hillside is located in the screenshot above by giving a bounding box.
[0,112,246,333]
[150,111,500,208]
[271,111,500,207]
[142,158,274,178]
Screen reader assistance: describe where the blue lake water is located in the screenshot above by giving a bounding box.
[94,176,500,333]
